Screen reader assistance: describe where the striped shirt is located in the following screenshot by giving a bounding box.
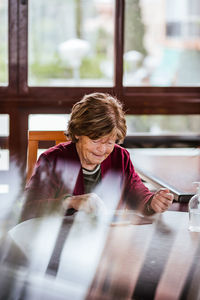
[82,165,101,194]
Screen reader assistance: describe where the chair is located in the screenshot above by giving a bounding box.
[26,131,68,182]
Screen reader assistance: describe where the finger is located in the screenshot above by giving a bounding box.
[80,201,91,213]
[155,195,173,208]
[161,193,174,203]
[154,200,171,213]
[90,197,106,214]
[157,188,170,194]
[88,198,98,213]
[157,195,173,205]
[152,195,172,212]
[152,202,166,213]
[156,189,169,197]
[156,190,174,201]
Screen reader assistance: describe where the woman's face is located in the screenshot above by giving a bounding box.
[75,131,116,170]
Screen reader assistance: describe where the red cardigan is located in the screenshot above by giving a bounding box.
[22,142,153,220]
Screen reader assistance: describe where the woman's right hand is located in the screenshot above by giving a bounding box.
[62,193,107,215]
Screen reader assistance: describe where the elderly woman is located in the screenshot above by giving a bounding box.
[21,93,173,221]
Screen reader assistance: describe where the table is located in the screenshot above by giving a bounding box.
[129,148,200,202]
[1,211,200,300]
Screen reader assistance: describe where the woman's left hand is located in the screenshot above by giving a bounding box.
[62,193,107,215]
[151,188,174,213]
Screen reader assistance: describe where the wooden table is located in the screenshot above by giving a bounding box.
[129,148,200,202]
[1,211,200,300]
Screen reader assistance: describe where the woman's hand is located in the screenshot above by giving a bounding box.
[151,188,174,213]
[62,193,107,215]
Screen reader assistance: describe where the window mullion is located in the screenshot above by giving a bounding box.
[18,0,28,94]
[114,0,125,96]
[8,0,18,93]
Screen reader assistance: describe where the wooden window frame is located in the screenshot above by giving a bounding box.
[0,0,199,114]
[0,0,199,175]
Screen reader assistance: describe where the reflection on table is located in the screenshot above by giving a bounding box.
[0,210,200,300]
[130,148,200,202]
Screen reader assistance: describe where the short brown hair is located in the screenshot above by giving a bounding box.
[66,92,127,144]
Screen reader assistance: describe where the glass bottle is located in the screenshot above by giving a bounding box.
[188,182,200,232]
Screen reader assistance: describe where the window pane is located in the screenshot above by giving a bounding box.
[28,0,114,87]
[0,150,9,171]
[0,0,8,86]
[0,114,9,136]
[28,114,69,131]
[124,0,200,86]
[126,115,200,134]
[0,184,9,194]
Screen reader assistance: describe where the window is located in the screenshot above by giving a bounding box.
[123,0,200,86]
[0,114,9,136]
[0,0,199,181]
[126,115,200,134]
[189,0,200,15]
[28,0,115,87]
[29,114,69,131]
